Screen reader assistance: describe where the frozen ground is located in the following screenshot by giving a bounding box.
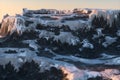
[0,8,120,80]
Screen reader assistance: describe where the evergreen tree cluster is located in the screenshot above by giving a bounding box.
[0,60,67,80]
[91,15,108,29]
[36,11,120,59]
[91,11,120,35]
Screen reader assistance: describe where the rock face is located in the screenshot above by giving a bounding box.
[0,8,120,80]
[0,16,25,39]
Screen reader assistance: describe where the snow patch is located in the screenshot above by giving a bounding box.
[82,39,94,49]
[102,36,117,47]
[117,30,120,36]
[54,32,80,45]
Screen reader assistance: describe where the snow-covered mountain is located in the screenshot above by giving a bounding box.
[0,8,120,80]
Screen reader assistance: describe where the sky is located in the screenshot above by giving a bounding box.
[0,0,120,20]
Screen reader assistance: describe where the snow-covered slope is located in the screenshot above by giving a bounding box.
[0,8,120,80]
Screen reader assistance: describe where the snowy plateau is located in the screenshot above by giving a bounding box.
[0,8,120,80]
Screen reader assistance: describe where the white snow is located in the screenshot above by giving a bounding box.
[0,47,120,80]
[22,40,39,50]
[39,30,55,40]
[82,39,94,49]
[105,57,120,65]
[117,30,120,36]
[0,8,120,80]
[102,36,117,47]
[86,71,101,78]
[64,20,90,31]
[54,32,80,45]
[39,30,80,45]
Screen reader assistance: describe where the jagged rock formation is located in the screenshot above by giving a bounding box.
[0,16,25,40]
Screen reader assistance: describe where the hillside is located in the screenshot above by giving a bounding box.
[0,8,120,80]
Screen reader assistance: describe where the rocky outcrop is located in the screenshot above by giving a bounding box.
[0,16,25,40]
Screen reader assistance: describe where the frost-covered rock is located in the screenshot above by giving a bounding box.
[0,16,25,39]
